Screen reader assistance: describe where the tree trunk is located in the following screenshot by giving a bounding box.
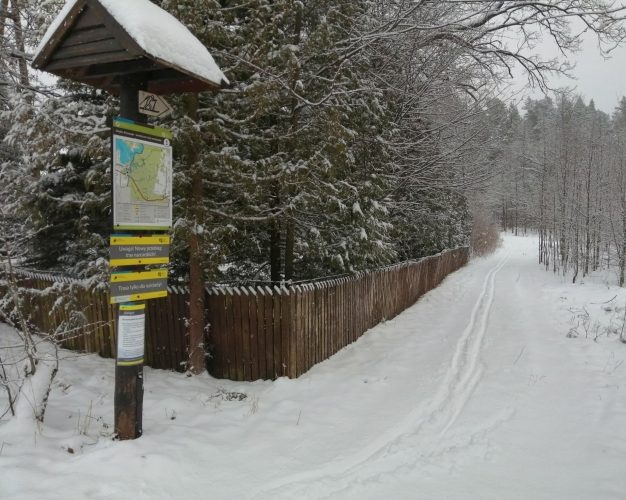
[283,1,302,283]
[9,0,29,88]
[270,219,281,282]
[184,94,206,375]
[0,0,10,38]
[285,221,295,281]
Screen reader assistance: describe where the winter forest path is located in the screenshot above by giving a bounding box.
[2,235,626,500]
[249,236,626,499]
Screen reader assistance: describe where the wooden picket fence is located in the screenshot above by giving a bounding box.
[1,247,469,380]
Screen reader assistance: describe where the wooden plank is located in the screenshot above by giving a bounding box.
[316,285,322,364]
[83,58,160,78]
[272,287,282,378]
[308,286,314,366]
[309,286,315,367]
[347,279,352,347]
[329,283,334,356]
[289,287,297,378]
[327,285,333,359]
[87,0,145,56]
[144,300,154,367]
[224,291,236,380]
[98,290,112,358]
[239,289,251,381]
[146,300,160,369]
[90,291,102,356]
[167,292,181,371]
[296,287,304,377]
[79,293,91,354]
[205,290,216,376]
[318,285,323,365]
[52,38,124,60]
[334,281,340,353]
[46,51,138,72]
[84,289,97,354]
[151,298,164,369]
[341,278,348,348]
[72,6,104,31]
[86,293,100,355]
[168,289,181,370]
[154,298,168,369]
[256,289,267,380]
[247,288,259,381]
[181,289,191,371]
[163,296,177,371]
[307,286,313,372]
[335,280,345,352]
[341,280,347,350]
[358,274,367,338]
[109,302,117,358]
[232,289,244,381]
[61,27,112,47]
[342,280,347,348]
[300,286,306,372]
[367,274,372,332]
[300,286,305,375]
[351,278,356,345]
[355,277,360,343]
[264,288,274,379]
[280,288,291,378]
[212,290,229,379]
[322,284,327,364]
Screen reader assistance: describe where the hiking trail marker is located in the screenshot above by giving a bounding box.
[138,91,173,118]
[33,0,227,440]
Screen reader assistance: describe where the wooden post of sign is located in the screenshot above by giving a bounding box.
[114,75,147,440]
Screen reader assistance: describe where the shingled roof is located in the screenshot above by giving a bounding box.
[32,0,228,95]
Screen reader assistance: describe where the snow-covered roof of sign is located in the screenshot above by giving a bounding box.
[32,0,229,94]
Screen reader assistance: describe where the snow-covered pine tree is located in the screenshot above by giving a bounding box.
[164,0,396,282]
[3,84,112,280]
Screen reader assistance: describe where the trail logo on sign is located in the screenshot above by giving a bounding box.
[138,91,173,118]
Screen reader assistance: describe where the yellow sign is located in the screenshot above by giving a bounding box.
[110,235,170,267]
[110,269,168,304]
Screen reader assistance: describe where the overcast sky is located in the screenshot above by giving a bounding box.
[510,25,626,115]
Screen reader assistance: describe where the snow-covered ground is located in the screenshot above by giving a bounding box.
[1,235,625,500]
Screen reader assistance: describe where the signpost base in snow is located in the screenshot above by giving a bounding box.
[114,301,146,439]
[114,364,144,439]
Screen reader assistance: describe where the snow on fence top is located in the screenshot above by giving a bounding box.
[33,0,228,94]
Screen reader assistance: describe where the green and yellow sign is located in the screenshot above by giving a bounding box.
[112,118,173,231]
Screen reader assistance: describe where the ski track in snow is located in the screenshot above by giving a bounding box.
[252,253,511,499]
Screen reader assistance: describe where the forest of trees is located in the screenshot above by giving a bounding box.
[2,0,626,287]
[495,95,626,286]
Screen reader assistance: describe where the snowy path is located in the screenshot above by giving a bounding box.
[1,235,625,500]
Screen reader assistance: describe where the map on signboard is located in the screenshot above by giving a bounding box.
[112,119,173,230]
